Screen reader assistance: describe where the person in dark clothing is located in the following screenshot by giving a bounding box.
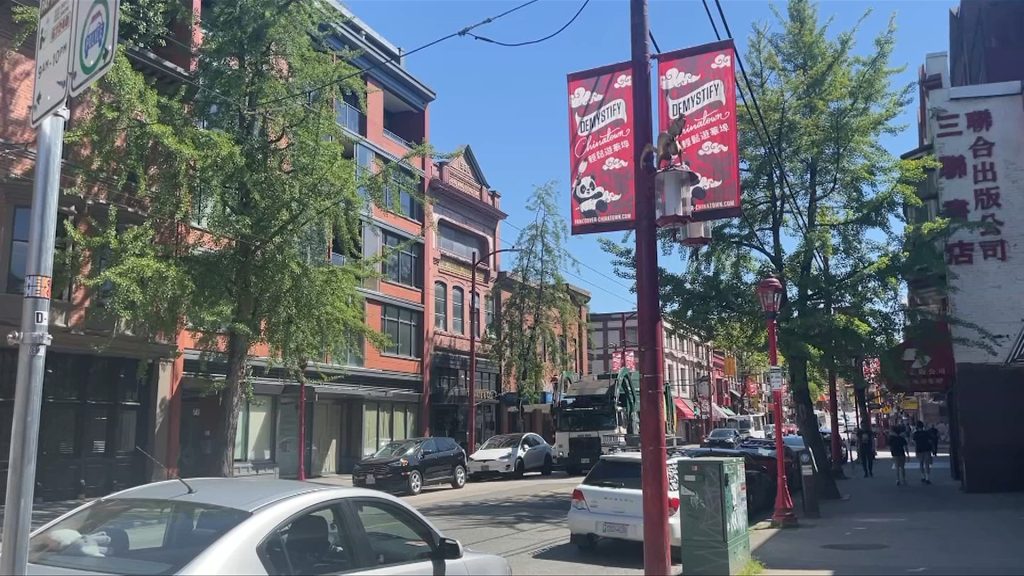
[889,425,909,486]
[856,427,875,478]
[928,424,940,457]
[913,420,934,484]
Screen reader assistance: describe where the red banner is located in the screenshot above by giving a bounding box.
[657,40,741,222]
[567,61,636,235]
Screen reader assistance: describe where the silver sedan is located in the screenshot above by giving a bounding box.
[21,477,511,575]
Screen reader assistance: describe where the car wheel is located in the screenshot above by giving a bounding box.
[451,465,467,489]
[541,455,553,476]
[407,470,423,496]
[574,534,598,552]
[514,458,525,478]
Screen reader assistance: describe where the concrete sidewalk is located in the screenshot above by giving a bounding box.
[749,454,1024,575]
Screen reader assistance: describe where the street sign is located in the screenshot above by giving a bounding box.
[31,0,74,127]
[769,366,783,391]
[69,0,120,96]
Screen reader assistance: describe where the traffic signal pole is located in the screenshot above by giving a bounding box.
[630,0,672,573]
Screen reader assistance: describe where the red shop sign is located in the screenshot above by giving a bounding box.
[566,61,637,235]
[657,40,742,222]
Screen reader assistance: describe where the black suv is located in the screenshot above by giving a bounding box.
[352,437,467,495]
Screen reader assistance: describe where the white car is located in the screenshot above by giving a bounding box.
[568,452,685,551]
[17,477,511,575]
[468,433,554,479]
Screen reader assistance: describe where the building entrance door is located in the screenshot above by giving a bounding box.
[313,403,341,476]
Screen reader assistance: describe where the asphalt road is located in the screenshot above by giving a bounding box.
[407,472,682,575]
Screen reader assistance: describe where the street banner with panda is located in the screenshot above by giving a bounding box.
[567,61,636,235]
[657,40,742,222]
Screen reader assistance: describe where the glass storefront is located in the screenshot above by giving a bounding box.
[234,394,276,462]
[362,401,419,457]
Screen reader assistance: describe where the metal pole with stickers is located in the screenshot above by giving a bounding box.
[0,1,119,573]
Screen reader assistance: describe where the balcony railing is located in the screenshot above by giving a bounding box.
[336,102,364,134]
[383,127,414,148]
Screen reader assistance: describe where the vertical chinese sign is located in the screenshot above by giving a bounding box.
[656,40,742,222]
[567,61,636,235]
[929,86,1024,363]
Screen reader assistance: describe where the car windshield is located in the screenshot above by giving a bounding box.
[583,459,643,490]
[28,498,250,575]
[783,436,805,447]
[373,440,421,458]
[710,429,737,438]
[480,435,521,449]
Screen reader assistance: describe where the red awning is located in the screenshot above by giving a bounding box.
[674,398,697,420]
[881,321,955,393]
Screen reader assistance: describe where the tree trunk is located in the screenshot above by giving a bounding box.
[217,329,250,477]
[790,358,841,500]
[855,386,871,433]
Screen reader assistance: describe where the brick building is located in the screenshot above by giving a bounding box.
[424,146,507,447]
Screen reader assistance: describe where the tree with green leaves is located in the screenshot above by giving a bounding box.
[490,182,578,405]
[27,0,414,476]
[603,0,929,497]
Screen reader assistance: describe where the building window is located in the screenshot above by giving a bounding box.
[383,173,422,221]
[363,402,418,456]
[437,222,486,262]
[434,282,447,330]
[452,287,465,335]
[381,304,422,358]
[484,295,494,333]
[8,207,73,300]
[382,231,423,288]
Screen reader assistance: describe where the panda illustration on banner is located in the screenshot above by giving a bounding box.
[571,160,621,219]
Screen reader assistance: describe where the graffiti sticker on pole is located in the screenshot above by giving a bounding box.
[566,61,636,235]
[657,40,741,222]
[69,0,120,96]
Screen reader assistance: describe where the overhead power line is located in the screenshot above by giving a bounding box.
[467,0,590,47]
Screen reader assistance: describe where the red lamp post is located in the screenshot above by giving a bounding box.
[756,276,797,528]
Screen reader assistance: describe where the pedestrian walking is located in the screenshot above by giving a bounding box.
[857,427,875,478]
[928,424,940,456]
[913,420,934,484]
[889,425,909,486]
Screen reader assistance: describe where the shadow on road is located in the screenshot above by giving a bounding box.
[418,491,569,530]
[532,540,647,570]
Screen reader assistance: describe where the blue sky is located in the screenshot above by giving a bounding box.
[346,0,951,313]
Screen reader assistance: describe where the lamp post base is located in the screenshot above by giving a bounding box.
[771,509,798,528]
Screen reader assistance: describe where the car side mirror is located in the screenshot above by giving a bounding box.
[437,537,463,560]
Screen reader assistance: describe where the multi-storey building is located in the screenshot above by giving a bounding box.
[424,146,507,447]
[587,313,711,441]
[174,3,437,478]
[0,1,441,501]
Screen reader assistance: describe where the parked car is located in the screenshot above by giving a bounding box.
[680,447,777,515]
[568,452,686,553]
[20,478,511,575]
[468,433,554,480]
[352,436,466,496]
[701,427,743,448]
[737,438,801,492]
[818,427,850,463]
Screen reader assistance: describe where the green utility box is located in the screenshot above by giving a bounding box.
[678,457,751,575]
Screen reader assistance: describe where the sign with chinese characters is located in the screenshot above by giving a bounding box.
[936,105,1011,266]
[657,40,742,222]
[567,61,636,235]
[881,321,955,393]
[928,82,1024,364]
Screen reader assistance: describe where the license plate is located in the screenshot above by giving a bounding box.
[480,465,489,472]
[601,522,628,536]
[580,458,591,464]
[366,474,375,485]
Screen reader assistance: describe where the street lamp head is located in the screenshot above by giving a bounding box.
[756,276,784,315]
[655,164,700,229]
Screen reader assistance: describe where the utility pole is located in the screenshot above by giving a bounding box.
[0,110,67,575]
[630,0,671,573]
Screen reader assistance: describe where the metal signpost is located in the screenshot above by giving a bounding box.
[0,1,118,573]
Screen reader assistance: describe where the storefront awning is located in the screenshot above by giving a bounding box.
[674,398,697,420]
[712,403,733,421]
[880,321,955,393]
